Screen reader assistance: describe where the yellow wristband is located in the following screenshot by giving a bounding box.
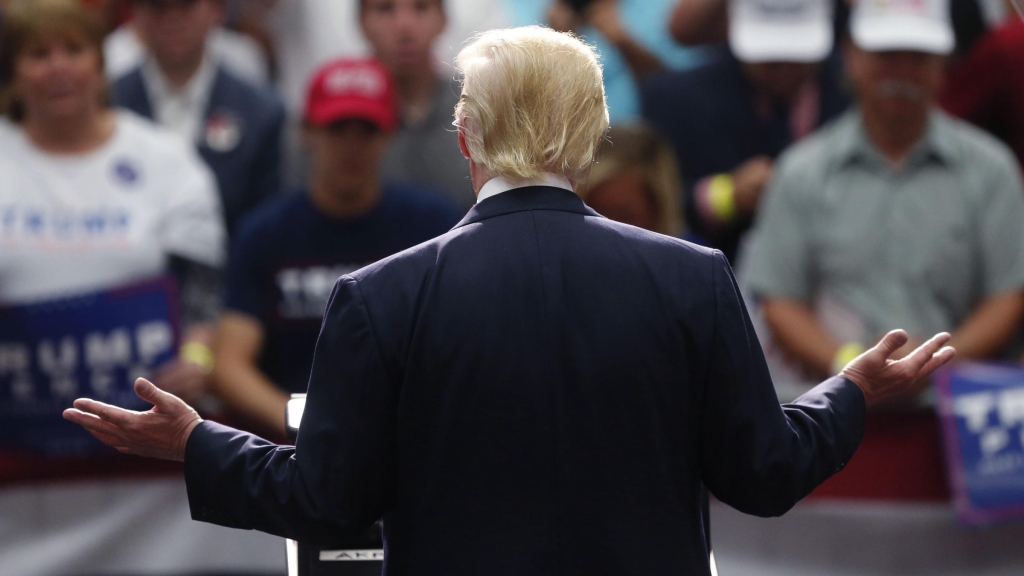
[707,174,738,223]
[832,342,865,374]
[180,341,215,373]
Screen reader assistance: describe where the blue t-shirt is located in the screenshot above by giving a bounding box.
[503,0,708,122]
[225,183,462,393]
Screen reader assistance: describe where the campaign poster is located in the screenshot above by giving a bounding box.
[936,363,1024,526]
[0,278,180,457]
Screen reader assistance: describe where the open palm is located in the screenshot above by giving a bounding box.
[840,330,956,407]
[62,378,202,462]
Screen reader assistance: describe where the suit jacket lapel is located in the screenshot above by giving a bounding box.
[120,70,155,120]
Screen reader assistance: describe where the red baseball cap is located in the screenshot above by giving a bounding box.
[304,59,398,131]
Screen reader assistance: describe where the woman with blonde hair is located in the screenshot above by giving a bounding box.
[580,122,685,237]
[0,1,275,574]
[0,0,224,398]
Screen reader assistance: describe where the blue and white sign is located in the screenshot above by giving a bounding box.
[936,363,1024,526]
[0,278,179,457]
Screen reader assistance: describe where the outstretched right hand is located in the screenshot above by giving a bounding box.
[840,330,956,408]
[63,378,202,462]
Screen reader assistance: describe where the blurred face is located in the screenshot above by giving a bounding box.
[360,0,446,75]
[12,31,105,123]
[742,62,819,102]
[305,120,392,194]
[586,171,659,232]
[845,45,945,124]
[133,0,222,70]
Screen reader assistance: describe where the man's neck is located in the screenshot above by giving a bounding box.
[156,51,207,90]
[309,179,382,220]
[469,160,492,197]
[394,64,438,125]
[469,161,578,201]
[862,108,930,166]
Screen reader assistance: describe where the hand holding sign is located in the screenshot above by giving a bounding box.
[840,330,957,407]
[62,378,202,462]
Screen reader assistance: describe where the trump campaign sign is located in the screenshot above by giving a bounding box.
[0,278,179,457]
[936,363,1024,526]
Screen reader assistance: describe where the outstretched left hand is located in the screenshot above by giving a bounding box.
[63,378,202,462]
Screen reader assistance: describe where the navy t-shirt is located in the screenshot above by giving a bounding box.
[224,183,463,393]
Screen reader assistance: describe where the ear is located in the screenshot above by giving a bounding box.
[457,122,471,160]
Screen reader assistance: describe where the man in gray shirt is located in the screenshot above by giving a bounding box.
[359,0,474,211]
[745,0,1024,381]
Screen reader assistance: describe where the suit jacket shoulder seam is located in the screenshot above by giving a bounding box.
[344,275,399,385]
[700,251,724,406]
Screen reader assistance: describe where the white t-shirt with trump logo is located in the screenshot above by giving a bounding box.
[0,111,225,305]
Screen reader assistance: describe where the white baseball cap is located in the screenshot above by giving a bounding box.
[851,0,954,55]
[729,0,834,63]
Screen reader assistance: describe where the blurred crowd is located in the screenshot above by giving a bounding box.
[1,0,1024,574]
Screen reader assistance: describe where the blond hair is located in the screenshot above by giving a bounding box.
[454,26,610,183]
[0,0,107,122]
[582,123,685,237]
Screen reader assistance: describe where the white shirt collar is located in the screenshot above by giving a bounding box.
[141,54,217,107]
[476,173,574,204]
[141,55,217,143]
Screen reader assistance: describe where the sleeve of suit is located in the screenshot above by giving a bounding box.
[699,250,866,517]
[184,275,397,547]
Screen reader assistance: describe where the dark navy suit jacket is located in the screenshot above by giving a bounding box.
[112,66,286,235]
[184,186,866,576]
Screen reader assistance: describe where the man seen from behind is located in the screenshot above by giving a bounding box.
[66,26,956,576]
